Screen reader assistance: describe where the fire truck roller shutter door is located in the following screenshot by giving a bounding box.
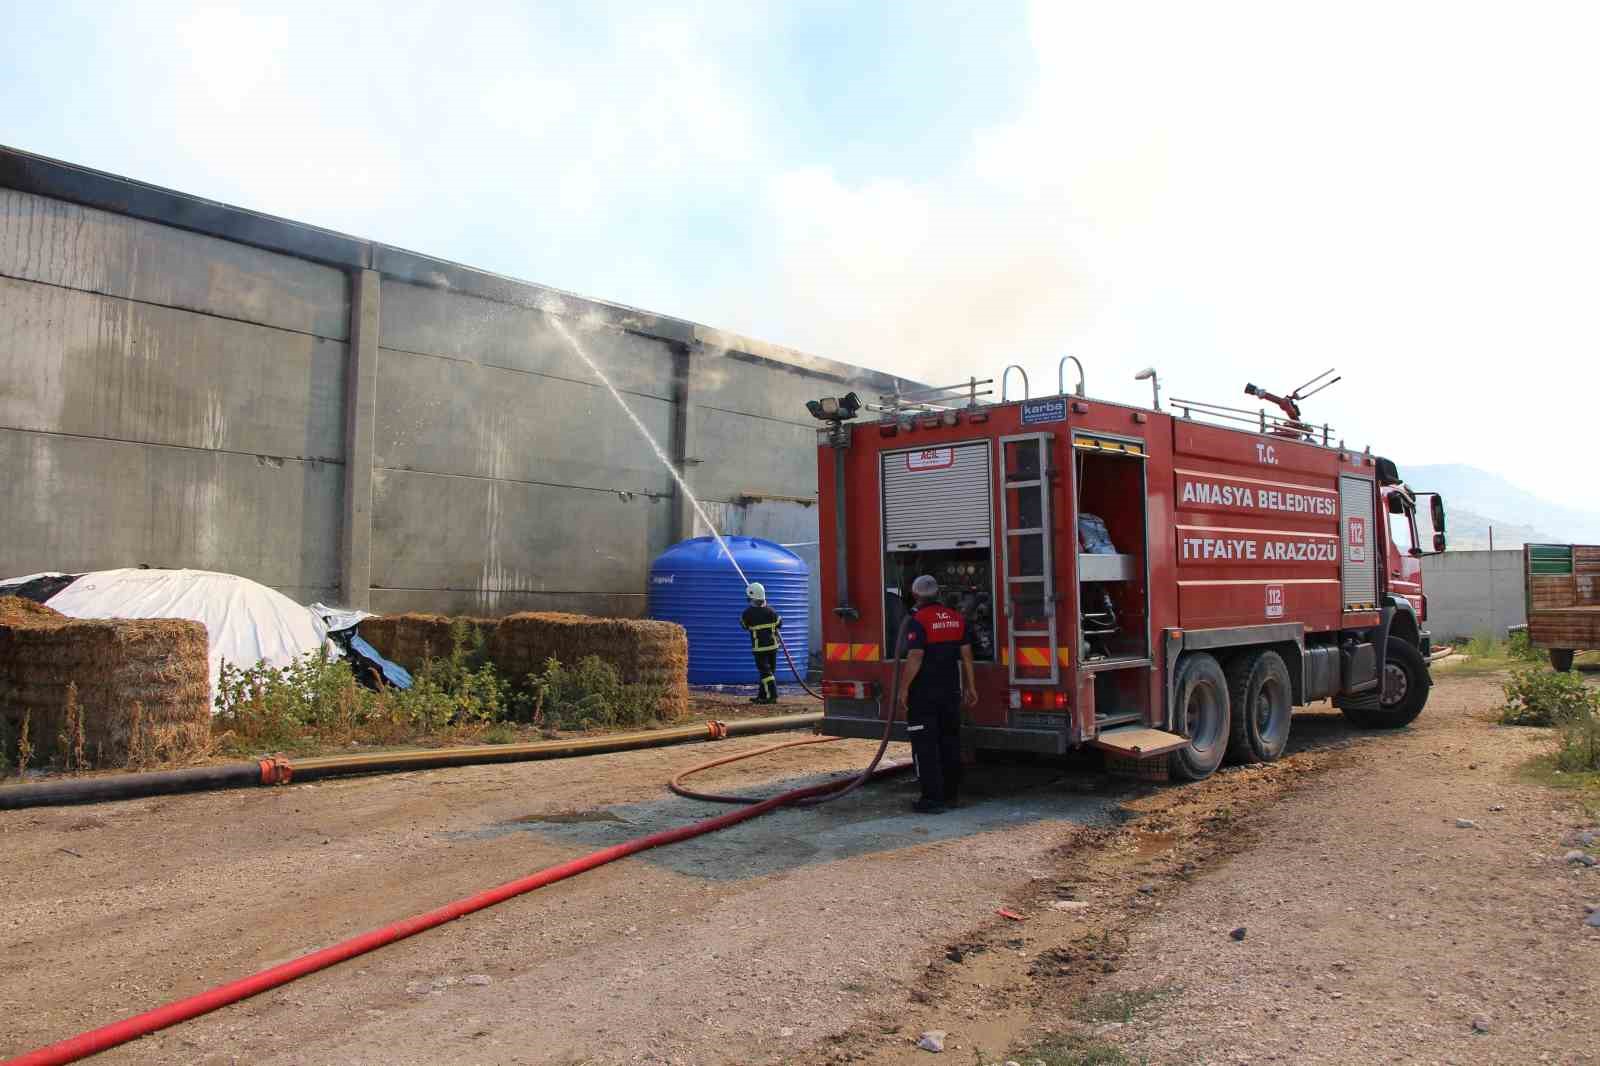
[1339,475,1379,609]
[882,443,993,550]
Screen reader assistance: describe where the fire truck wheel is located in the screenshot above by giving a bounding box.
[1550,648,1575,672]
[1342,637,1430,729]
[1169,652,1230,781]
[1224,650,1292,764]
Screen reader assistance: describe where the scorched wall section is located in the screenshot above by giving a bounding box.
[0,186,349,603]
[0,147,903,623]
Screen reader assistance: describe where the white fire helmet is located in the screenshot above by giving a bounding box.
[745,582,767,604]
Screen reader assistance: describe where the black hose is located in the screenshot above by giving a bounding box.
[0,763,263,810]
[0,715,826,811]
[777,634,824,700]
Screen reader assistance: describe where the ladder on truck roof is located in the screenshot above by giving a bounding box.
[999,433,1059,685]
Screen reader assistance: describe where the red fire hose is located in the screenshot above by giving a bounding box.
[5,747,908,1066]
[5,624,913,1064]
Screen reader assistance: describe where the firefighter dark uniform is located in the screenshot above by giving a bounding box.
[903,602,970,807]
[741,602,782,703]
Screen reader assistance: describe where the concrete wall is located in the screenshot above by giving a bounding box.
[0,147,904,624]
[1420,550,1526,641]
[0,186,348,603]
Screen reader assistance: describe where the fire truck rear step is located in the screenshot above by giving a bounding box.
[1091,726,1189,759]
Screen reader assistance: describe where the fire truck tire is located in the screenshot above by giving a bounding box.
[1550,648,1575,672]
[1169,652,1230,781]
[1342,637,1430,729]
[1224,650,1292,764]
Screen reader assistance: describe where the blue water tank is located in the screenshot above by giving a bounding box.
[648,536,811,685]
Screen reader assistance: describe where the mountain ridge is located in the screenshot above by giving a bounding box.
[1402,463,1600,548]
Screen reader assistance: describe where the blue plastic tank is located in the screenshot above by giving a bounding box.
[648,536,811,685]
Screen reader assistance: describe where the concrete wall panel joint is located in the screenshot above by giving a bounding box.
[339,269,380,608]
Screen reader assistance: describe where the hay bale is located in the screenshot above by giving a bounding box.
[489,613,689,721]
[0,617,210,768]
[0,596,63,627]
[356,613,500,672]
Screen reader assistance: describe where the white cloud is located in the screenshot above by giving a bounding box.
[9,0,1596,506]
[743,0,1600,504]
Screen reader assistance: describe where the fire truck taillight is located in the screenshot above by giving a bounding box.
[821,680,876,700]
[1009,689,1069,710]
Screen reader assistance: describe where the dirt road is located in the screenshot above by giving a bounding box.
[851,669,1599,1066]
[2,673,1594,1065]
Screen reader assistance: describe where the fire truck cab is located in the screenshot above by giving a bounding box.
[810,372,1446,780]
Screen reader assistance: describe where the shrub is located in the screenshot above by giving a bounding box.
[212,632,663,754]
[524,655,664,731]
[1507,628,1544,663]
[1500,666,1600,727]
[1465,631,1500,660]
[216,651,372,751]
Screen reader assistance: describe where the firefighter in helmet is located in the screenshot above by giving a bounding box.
[896,574,978,813]
[741,582,782,704]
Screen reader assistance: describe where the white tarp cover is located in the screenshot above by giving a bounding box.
[39,569,331,707]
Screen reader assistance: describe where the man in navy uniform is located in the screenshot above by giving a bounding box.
[895,574,978,813]
[740,582,781,704]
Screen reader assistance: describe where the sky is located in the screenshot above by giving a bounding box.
[4,0,1597,507]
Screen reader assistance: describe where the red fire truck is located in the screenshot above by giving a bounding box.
[806,366,1447,779]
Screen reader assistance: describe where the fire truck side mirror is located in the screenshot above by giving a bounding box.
[1412,491,1446,554]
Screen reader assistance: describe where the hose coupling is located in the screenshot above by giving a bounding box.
[258,754,294,786]
[706,721,729,740]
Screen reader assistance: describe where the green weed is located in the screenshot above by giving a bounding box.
[1008,1031,1139,1066]
[1507,628,1545,663]
[1070,984,1178,1024]
[1555,702,1600,772]
[480,722,518,745]
[1520,753,1600,820]
[212,632,664,756]
[524,656,663,731]
[1499,666,1600,727]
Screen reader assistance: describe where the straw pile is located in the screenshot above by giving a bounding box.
[0,605,210,768]
[356,613,500,671]
[489,613,690,721]
[0,596,63,627]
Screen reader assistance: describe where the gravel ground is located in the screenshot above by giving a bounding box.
[0,701,1118,1065]
[852,669,1599,1066]
[3,672,1592,1065]
[1100,671,1598,1066]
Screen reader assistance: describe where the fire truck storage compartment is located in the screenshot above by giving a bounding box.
[881,441,996,660]
[1339,474,1379,609]
[1093,667,1149,728]
[1073,434,1150,665]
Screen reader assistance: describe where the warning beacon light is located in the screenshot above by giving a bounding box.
[806,391,861,422]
